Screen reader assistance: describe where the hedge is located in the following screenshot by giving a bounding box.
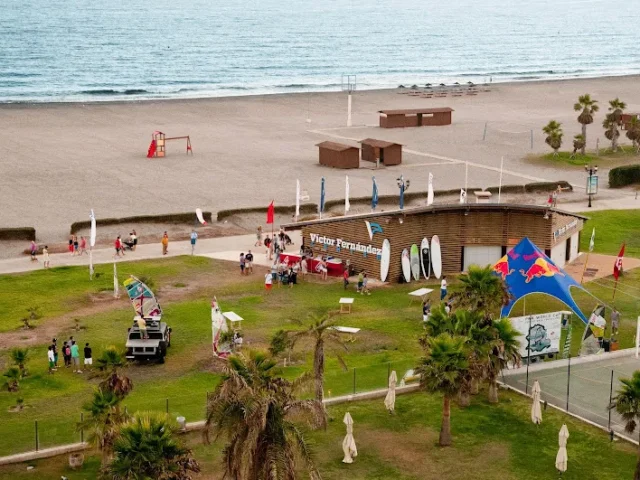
[70,212,213,234]
[609,165,640,188]
[524,181,572,193]
[0,227,36,241]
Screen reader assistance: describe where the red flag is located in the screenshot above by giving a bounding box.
[613,243,625,280]
[266,201,274,224]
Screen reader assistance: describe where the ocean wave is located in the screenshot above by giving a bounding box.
[79,88,149,96]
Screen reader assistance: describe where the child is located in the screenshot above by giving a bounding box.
[48,346,55,374]
[43,245,50,269]
[190,229,198,255]
[440,276,447,301]
[255,225,263,247]
[68,237,74,254]
[63,341,71,367]
[84,343,92,369]
[422,301,431,323]
[264,272,273,291]
[30,241,38,262]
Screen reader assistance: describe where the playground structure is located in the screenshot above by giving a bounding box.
[147,131,193,158]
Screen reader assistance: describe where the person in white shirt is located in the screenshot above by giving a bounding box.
[440,276,447,301]
[265,272,273,291]
[48,346,56,374]
[190,230,198,255]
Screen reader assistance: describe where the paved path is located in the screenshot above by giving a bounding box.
[0,232,303,275]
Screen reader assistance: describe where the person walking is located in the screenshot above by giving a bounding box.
[264,271,273,291]
[114,236,124,257]
[343,268,350,290]
[245,250,254,274]
[71,341,81,373]
[47,346,56,374]
[79,236,87,255]
[83,343,92,369]
[161,232,169,255]
[68,237,74,255]
[357,271,364,294]
[62,341,71,368]
[264,235,272,259]
[73,235,79,255]
[239,253,246,275]
[30,241,38,262]
[440,276,448,301]
[255,225,263,247]
[52,338,59,367]
[42,245,50,269]
[611,308,620,336]
[190,229,198,255]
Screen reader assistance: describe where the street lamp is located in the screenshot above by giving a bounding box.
[584,165,598,208]
[396,175,410,210]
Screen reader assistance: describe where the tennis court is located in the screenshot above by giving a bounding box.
[502,351,640,442]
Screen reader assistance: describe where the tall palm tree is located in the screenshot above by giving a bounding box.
[626,117,640,152]
[104,413,200,480]
[604,115,621,152]
[608,98,627,124]
[572,134,586,157]
[542,120,563,155]
[3,367,21,392]
[574,94,599,155]
[486,318,521,404]
[77,388,129,464]
[609,370,640,480]
[10,348,29,377]
[204,351,326,480]
[289,314,347,403]
[416,334,469,446]
[450,265,511,321]
[95,347,133,401]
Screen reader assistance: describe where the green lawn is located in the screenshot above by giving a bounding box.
[578,209,640,258]
[528,144,639,168]
[0,390,636,480]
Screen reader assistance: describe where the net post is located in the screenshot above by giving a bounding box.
[635,316,640,359]
[566,355,571,412]
[608,370,614,430]
[482,122,487,141]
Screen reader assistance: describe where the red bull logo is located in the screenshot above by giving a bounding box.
[493,255,514,280]
[519,258,564,283]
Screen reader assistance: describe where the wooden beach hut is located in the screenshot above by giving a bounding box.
[378,108,453,128]
[316,141,359,169]
[359,138,402,166]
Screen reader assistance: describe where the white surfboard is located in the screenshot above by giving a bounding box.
[410,244,420,281]
[380,239,391,282]
[196,208,207,225]
[401,248,411,283]
[420,237,430,279]
[430,235,442,279]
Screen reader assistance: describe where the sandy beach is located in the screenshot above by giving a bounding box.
[1,75,639,242]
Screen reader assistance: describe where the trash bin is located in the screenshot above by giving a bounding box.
[602,339,611,352]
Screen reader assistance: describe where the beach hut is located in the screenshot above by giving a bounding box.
[378,108,453,128]
[359,138,402,166]
[316,141,360,169]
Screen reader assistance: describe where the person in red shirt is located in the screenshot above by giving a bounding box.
[114,236,125,257]
[343,268,349,290]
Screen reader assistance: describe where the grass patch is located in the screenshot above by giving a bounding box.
[528,144,639,167]
[578,209,640,258]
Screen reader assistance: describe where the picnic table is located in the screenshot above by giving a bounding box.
[223,311,244,330]
[408,288,433,304]
[339,297,354,314]
[330,326,361,342]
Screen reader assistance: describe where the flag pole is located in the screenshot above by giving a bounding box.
[464,161,468,203]
[613,279,619,302]
[579,251,590,284]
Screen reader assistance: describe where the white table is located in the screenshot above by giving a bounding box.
[408,288,434,304]
[223,311,244,330]
[331,326,361,342]
[339,297,354,314]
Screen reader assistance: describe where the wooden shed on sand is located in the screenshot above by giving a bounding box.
[359,138,402,166]
[316,141,359,169]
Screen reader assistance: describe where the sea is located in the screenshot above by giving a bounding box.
[1,0,639,103]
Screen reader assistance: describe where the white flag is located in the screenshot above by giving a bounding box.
[459,189,466,204]
[113,262,119,298]
[427,173,434,206]
[89,209,97,247]
[345,175,350,214]
[589,228,595,252]
[295,179,300,219]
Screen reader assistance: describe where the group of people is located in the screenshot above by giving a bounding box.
[343,269,371,295]
[239,251,255,275]
[29,241,50,269]
[265,257,304,290]
[47,336,92,374]
[68,235,88,256]
[114,231,138,257]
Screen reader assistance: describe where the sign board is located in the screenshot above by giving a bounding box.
[586,175,598,195]
[509,311,563,358]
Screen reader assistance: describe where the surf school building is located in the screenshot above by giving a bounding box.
[283,204,586,282]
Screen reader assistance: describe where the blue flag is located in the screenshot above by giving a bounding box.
[399,177,405,210]
[319,177,325,216]
[371,177,378,211]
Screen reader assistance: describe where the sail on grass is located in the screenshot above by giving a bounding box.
[123,276,163,318]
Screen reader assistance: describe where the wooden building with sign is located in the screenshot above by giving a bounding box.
[283,204,586,282]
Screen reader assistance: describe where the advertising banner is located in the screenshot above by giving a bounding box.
[509,312,563,358]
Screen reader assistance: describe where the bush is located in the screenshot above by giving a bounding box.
[524,181,572,193]
[0,228,36,241]
[70,212,213,234]
[609,165,640,188]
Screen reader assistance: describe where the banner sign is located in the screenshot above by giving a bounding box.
[509,311,563,358]
[309,233,382,257]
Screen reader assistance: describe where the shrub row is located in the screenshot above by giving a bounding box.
[609,165,640,188]
[0,227,36,241]
[70,212,212,234]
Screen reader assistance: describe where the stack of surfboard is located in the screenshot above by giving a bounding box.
[379,236,442,283]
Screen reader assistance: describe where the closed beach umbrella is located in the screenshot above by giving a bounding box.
[531,380,542,425]
[384,370,397,413]
[555,424,569,473]
[342,412,357,464]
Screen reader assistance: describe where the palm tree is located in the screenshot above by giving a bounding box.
[10,348,29,377]
[450,265,511,321]
[3,367,21,392]
[95,347,133,401]
[542,120,563,155]
[416,334,469,446]
[608,98,627,124]
[289,314,347,403]
[77,388,129,464]
[486,318,521,403]
[574,94,599,155]
[609,370,640,480]
[572,134,586,157]
[626,117,640,153]
[204,351,326,480]
[604,114,621,152]
[104,413,200,480]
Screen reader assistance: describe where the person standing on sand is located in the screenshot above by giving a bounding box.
[68,237,74,255]
[30,241,38,262]
[79,236,87,255]
[190,229,198,255]
[255,226,263,247]
[161,232,169,255]
[42,245,50,269]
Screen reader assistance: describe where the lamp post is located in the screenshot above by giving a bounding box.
[396,175,410,210]
[584,165,598,208]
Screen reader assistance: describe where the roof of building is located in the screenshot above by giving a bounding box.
[378,107,454,115]
[282,203,588,230]
[359,138,402,148]
[315,141,358,152]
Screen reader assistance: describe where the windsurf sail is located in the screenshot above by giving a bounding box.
[579,304,606,356]
[123,276,163,318]
[211,298,231,358]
